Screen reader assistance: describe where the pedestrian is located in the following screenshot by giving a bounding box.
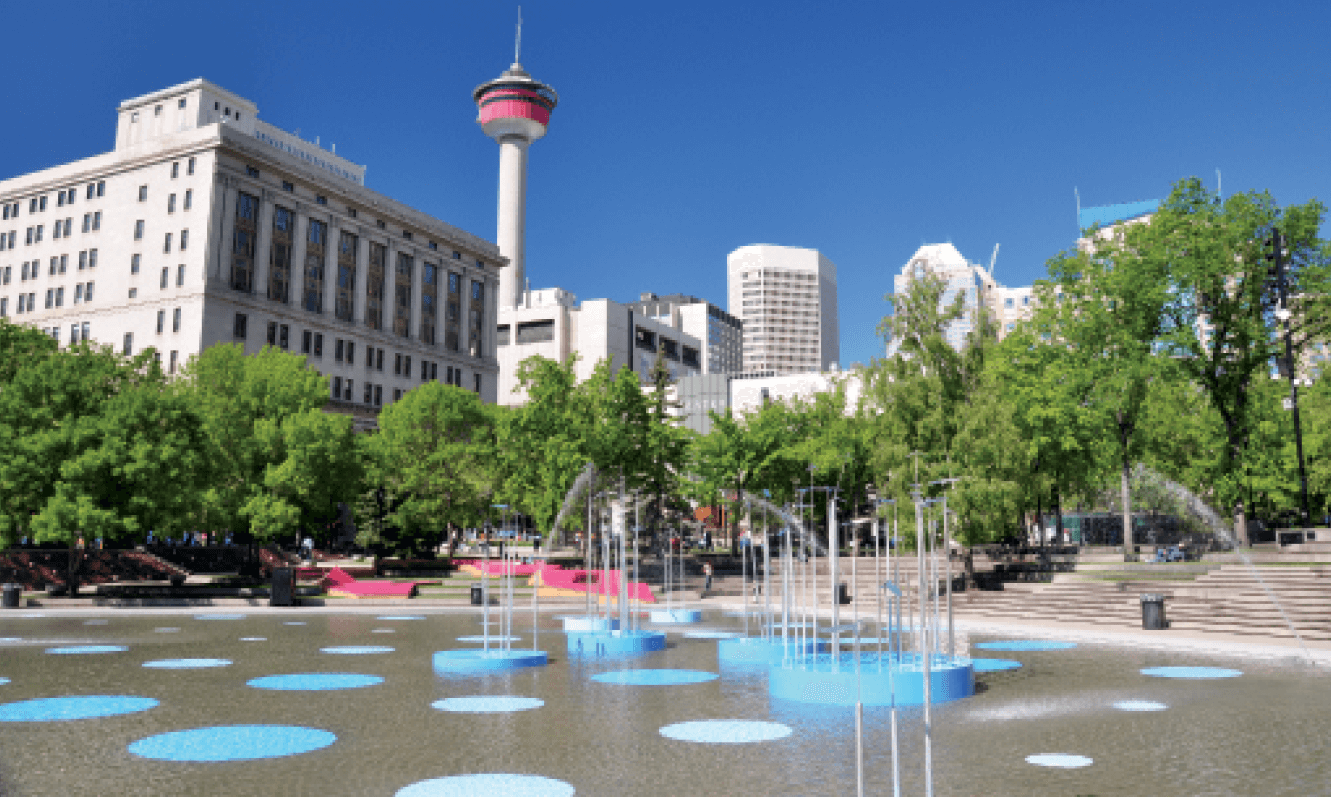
[703,560,713,595]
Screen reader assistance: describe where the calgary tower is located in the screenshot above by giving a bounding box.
[473,13,558,310]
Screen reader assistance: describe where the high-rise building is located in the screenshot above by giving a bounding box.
[727,244,838,374]
[885,243,997,357]
[0,78,502,418]
[624,293,742,374]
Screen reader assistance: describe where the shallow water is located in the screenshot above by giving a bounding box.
[0,610,1327,796]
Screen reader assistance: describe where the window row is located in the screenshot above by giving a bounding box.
[39,281,95,308]
[0,182,107,223]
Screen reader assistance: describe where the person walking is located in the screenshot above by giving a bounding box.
[703,560,713,596]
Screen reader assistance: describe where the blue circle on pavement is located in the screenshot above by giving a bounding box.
[1141,666,1242,679]
[194,614,246,620]
[591,669,718,686]
[660,719,792,744]
[129,725,336,761]
[971,658,1023,672]
[46,645,127,655]
[0,678,9,686]
[0,695,158,722]
[456,635,521,643]
[320,646,394,655]
[976,640,1077,652]
[1027,753,1093,768]
[377,615,425,620]
[396,774,574,796]
[248,673,384,691]
[143,659,231,670]
[432,696,545,713]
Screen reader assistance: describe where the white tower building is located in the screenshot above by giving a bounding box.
[727,244,839,374]
[473,40,558,311]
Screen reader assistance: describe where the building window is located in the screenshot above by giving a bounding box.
[45,289,53,309]
[282,181,294,193]
[376,220,385,230]
[183,190,192,211]
[420,263,438,345]
[93,211,101,231]
[188,156,195,175]
[393,388,402,402]
[177,264,185,286]
[497,324,510,345]
[394,353,402,376]
[345,341,354,365]
[332,376,342,399]
[168,194,176,213]
[268,205,294,303]
[169,350,178,374]
[343,378,353,402]
[134,220,144,240]
[122,333,133,356]
[231,191,258,292]
[171,162,180,179]
[365,345,374,370]
[234,313,248,339]
[131,253,141,274]
[402,230,413,241]
[178,98,187,110]
[97,181,105,197]
[279,324,289,350]
[335,339,345,362]
[445,272,461,352]
[316,195,326,205]
[138,186,148,202]
[56,286,65,306]
[87,249,96,269]
[164,232,173,253]
[84,282,93,303]
[376,348,384,371]
[246,166,260,178]
[82,213,91,233]
[374,385,382,406]
[302,329,313,354]
[428,241,437,251]
[365,242,386,330]
[128,288,137,299]
[180,229,188,250]
[172,307,181,333]
[303,219,326,313]
[157,309,165,334]
[394,253,413,337]
[474,374,481,393]
[267,321,277,346]
[336,231,357,322]
[86,184,95,201]
[161,267,169,289]
[364,382,373,404]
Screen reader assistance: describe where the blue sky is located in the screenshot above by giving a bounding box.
[4,0,1329,368]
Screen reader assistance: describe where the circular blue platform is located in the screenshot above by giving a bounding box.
[143,658,231,669]
[432,696,545,713]
[1114,699,1168,711]
[971,658,1023,672]
[566,630,666,657]
[0,678,9,686]
[129,725,336,761]
[561,615,619,632]
[768,653,974,706]
[1026,753,1093,768]
[46,645,127,655]
[396,774,575,797]
[683,630,743,639]
[975,640,1077,652]
[248,673,384,691]
[659,719,792,744]
[194,614,246,620]
[648,608,702,624]
[1141,666,1242,679]
[590,669,718,686]
[717,637,829,664]
[0,695,158,722]
[239,637,267,642]
[377,615,426,621]
[284,621,307,626]
[432,649,548,674]
[0,637,19,643]
[321,645,395,655]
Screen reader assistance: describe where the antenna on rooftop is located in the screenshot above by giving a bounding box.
[1074,186,1081,229]
[514,6,523,64]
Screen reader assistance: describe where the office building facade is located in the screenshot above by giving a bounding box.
[727,244,839,374]
[0,79,503,415]
[625,292,742,375]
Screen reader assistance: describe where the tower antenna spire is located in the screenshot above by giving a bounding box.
[514,6,523,65]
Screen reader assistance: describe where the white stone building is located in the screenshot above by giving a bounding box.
[625,293,742,375]
[727,244,839,374]
[496,289,703,406]
[0,79,503,418]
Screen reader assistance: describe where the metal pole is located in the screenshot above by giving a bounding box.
[855,700,865,797]
[944,498,954,659]
[916,493,934,797]
[1275,228,1313,526]
[764,510,772,640]
[830,491,840,660]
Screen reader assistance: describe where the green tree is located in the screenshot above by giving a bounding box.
[641,351,691,549]
[0,343,209,592]
[1150,178,1331,540]
[362,383,496,556]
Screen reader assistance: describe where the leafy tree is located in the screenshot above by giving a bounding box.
[0,343,208,592]
[641,351,691,549]
[361,383,496,556]
[0,318,58,385]
[1151,178,1331,540]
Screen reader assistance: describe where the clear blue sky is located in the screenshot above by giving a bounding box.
[4,0,1329,368]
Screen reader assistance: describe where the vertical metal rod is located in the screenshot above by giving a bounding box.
[633,494,640,634]
[482,541,490,654]
[585,487,592,619]
[830,491,840,663]
[917,495,934,797]
[743,506,750,637]
[875,508,882,665]
[945,499,954,659]
[764,510,772,641]
[855,700,865,797]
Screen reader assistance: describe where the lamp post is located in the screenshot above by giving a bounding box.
[1269,227,1313,527]
[930,478,961,657]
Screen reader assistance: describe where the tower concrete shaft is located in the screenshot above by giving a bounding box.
[496,136,530,310]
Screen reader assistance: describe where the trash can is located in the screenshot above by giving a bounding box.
[1141,594,1167,630]
[836,583,851,605]
[2,583,21,608]
[270,567,295,607]
[470,584,484,606]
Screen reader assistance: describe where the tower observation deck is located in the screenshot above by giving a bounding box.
[474,60,558,310]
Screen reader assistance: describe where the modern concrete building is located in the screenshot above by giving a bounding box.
[496,289,703,405]
[624,293,742,374]
[0,78,503,419]
[672,367,864,434]
[727,244,838,374]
